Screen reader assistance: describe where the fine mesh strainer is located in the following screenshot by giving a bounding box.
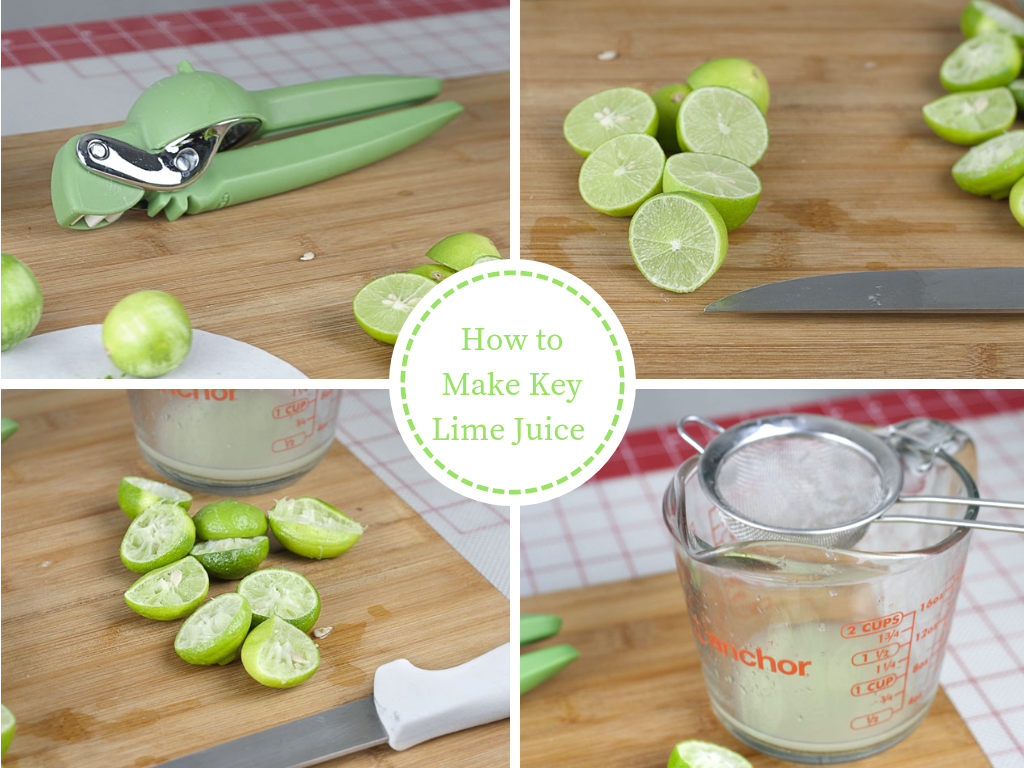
[679,414,1024,548]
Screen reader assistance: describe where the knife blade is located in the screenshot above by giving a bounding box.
[703,268,1024,313]
[156,642,510,768]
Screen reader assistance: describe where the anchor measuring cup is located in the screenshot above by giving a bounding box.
[662,418,981,764]
[127,389,341,495]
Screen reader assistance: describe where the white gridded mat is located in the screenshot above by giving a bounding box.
[521,390,1024,767]
[336,389,509,598]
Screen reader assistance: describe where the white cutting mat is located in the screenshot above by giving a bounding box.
[521,389,1024,767]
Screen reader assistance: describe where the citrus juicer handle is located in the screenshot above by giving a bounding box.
[373,642,510,751]
[144,100,463,220]
[254,75,445,138]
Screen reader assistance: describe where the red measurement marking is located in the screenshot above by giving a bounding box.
[157,389,236,401]
[852,673,900,697]
[841,611,905,638]
[272,432,307,452]
[851,709,894,730]
[273,398,313,419]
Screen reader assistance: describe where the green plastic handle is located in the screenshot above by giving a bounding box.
[255,75,444,138]
[521,644,580,695]
[521,614,563,646]
[145,100,463,220]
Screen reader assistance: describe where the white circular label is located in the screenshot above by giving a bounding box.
[389,260,636,505]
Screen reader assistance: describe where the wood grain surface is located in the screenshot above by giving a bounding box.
[521,573,987,768]
[0,390,510,768]
[521,0,1024,379]
[0,73,509,379]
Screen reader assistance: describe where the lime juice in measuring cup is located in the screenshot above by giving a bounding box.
[127,390,341,495]
[662,418,981,764]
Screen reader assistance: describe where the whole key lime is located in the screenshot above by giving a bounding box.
[1,254,43,351]
[102,290,192,377]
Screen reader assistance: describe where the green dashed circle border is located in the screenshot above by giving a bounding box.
[397,268,628,497]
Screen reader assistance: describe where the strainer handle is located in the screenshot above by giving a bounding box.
[677,416,725,454]
[898,495,1024,512]
[881,514,1024,534]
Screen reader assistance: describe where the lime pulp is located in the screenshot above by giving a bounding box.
[628,192,729,293]
[563,87,658,156]
[175,593,253,665]
[952,130,1024,195]
[939,33,1022,92]
[662,152,762,230]
[268,497,364,559]
[124,556,209,620]
[677,86,769,167]
[353,273,435,345]
[193,499,267,539]
[668,740,753,768]
[241,616,320,688]
[578,133,666,216]
[191,536,269,579]
[120,501,196,573]
[117,476,192,520]
[922,88,1017,145]
[237,568,321,632]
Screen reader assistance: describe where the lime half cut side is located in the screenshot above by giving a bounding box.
[952,130,1024,195]
[354,273,434,345]
[663,153,762,230]
[175,593,253,665]
[241,616,320,688]
[922,88,1016,145]
[118,476,192,520]
[125,556,209,620]
[578,133,665,216]
[668,741,753,768]
[563,87,658,156]
[677,86,769,167]
[628,192,728,293]
[269,497,364,559]
[191,536,269,579]
[1,704,15,758]
[120,501,197,573]
[237,568,321,632]
[940,33,1022,92]
[962,0,1024,46]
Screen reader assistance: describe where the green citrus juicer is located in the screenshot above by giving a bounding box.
[520,613,579,695]
[51,61,463,230]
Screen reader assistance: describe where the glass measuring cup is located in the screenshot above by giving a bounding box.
[662,418,980,764]
[127,389,341,495]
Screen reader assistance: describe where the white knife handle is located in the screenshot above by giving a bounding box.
[373,642,511,751]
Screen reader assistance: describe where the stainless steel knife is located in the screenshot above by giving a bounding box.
[156,642,510,768]
[703,268,1024,313]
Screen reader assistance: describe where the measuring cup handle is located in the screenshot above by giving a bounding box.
[677,416,725,454]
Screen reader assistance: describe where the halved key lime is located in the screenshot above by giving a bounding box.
[1010,79,1024,109]
[425,233,501,271]
[353,273,435,345]
[124,556,209,620]
[940,33,1022,92]
[237,568,321,631]
[687,57,770,114]
[1,704,15,758]
[120,501,197,573]
[677,86,769,167]
[962,0,1024,46]
[175,593,253,665]
[191,536,269,579]
[578,133,665,216]
[193,499,267,540]
[668,740,752,768]
[563,87,659,156]
[268,497,364,559]
[628,192,729,293]
[662,153,762,230]
[408,264,456,282]
[652,84,692,153]
[241,616,320,688]
[923,88,1017,145]
[952,130,1024,195]
[118,476,192,520]
[1010,176,1024,227]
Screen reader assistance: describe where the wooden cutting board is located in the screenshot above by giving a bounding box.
[521,573,987,768]
[0,390,509,768]
[0,73,509,379]
[521,0,1023,379]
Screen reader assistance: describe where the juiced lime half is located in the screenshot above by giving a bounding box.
[952,130,1024,195]
[687,57,770,114]
[578,133,665,216]
[193,499,267,539]
[241,616,320,688]
[663,153,761,230]
[1010,80,1024,110]
[1,704,15,758]
[1010,176,1024,227]
[425,233,501,271]
[192,536,269,579]
[668,741,752,768]
[1,253,43,352]
[237,568,321,632]
[962,0,1024,46]
[628,192,729,293]
[118,476,192,520]
[677,86,769,167]
[124,556,209,620]
[652,84,692,153]
[268,497,364,559]
[120,501,197,573]
[175,593,253,665]
[940,32,1022,92]
[563,87,659,156]
[923,88,1017,145]
[353,273,434,345]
